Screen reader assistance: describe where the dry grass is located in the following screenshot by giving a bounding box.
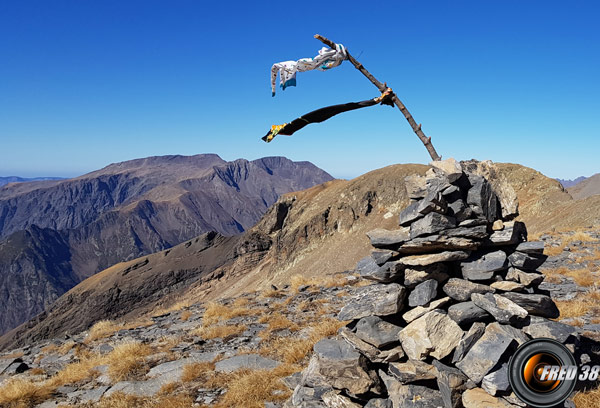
[179,310,192,321]
[0,378,54,407]
[290,274,319,292]
[106,341,153,382]
[545,231,596,256]
[181,361,215,383]
[260,288,287,298]
[92,392,195,408]
[1,351,24,359]
[201,299,258,326]
[47,352,104,387]
[259,317,347,364]
[154,335,183,354]
[258,312,299,334]
[212,365,297,408]
[194,324,248,340]
[85,320,122,344]
[555,289,600,319]
[575,386,600,408]
[543,266,596,287]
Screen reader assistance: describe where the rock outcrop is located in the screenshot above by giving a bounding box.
[286,158,577,408]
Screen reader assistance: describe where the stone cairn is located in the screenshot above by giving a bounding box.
[285,159,580,408]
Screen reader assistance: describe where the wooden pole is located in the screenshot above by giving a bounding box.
[315,34,441,161]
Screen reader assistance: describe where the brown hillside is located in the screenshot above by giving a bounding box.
[568,173,600,200]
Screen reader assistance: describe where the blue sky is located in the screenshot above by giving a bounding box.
[1,1,598,180]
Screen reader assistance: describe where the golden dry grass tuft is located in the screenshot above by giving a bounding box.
[555,289,600,319]
[106,341,153,382]
[179,310,192,321]
[194,324,247,340]
[201,299,258,326]
[47,352,104,387]
[258,312,299,334]
[212,365,297,408]
[85,320,122,344]
[181,361,215,383]
[0,378,54,408]
[574,386,600,408]
[93,392,195,408]
[543,266,597,287]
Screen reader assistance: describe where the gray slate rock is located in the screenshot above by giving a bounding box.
[515,241,545,254]
[417,190,448,216]
[365,399,393,408]
[499,292,559,318]
[356,257,404,283]
[399,310,464,361]
[399,201,425,227]
[404,264,449,288]
[371,249,399,266]
[471,293,528,324]
[523,316,577,342]
[338,283,406,321]
[387,383,445,408]
[461,250,508,281]
[313,338,379,395]
[486,221,526,246]
[389,360,437,383]
[505,268,544,287]
[482,363,510,396]
[456,322,518,383]
[354,316,402,348]
[466,174,499,223]
[452,322,486,363]
[447,301,490,326]
[399,250,470,267]
[215,354,279,373]
[408,279,438,307]
[433,359,469,408]
[443,278,494,302]
[410,212,457,239]
[447,199,473,223]
[508,251,547,271]
[367,228,410,248]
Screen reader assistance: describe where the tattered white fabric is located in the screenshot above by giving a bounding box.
[270,44,347,96]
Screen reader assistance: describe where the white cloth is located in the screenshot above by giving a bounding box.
[270,44,347,96]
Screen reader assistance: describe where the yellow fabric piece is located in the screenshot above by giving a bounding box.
[266,123,287,142]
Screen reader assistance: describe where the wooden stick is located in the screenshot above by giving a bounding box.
[314,34,441,161]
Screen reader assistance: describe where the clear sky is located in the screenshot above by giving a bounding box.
[1,1,598,180]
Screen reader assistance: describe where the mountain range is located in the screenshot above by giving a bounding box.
[0,176,65,187]
[0,154,333,335]
[4,159,600,350]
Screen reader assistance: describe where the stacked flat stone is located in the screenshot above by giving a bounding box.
[285,159,578,408]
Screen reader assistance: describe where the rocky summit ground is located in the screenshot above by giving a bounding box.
[1,226,600,407]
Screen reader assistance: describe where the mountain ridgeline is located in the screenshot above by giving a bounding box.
[0,154,333,334]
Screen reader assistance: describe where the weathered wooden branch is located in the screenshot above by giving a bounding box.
[314,34,441,161]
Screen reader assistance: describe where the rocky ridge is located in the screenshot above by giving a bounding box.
[285,159,594,408]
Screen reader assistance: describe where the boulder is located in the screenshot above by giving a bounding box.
[386,383,445,408]
[404,264,449,288]
[499,292,559,319]
[471,293,528,324]
[417,190,448,216]
[356,257,404,283]
[398,235,480,254]
[388,360,438,383]
[371,249,399,266]
[404,174,428,199]
[408,279,438,307]
[430,158,464,183]
[410,212,457,239]
[482,363,510,396]
[455,323,519,383]
[523,316,578,342]
[400,251,470,267]
[403,297,451,323]
[338,327,381,362]
[515,241,545,254]
[452,322,486,363]
[505,268,544,287]
[354,316,402,348]
[447,302,490,326]
[490,281,525,292]
[338,283,406,321]
[432,359,469,408]
[399,201,425,227]
[447,199,473,223]
[443,278,494,302]
[466,175,499,223]
[313,339,380,395]
[398,310,463,361]
[365,399,393,408]
[486,221,526,246]
[508,251,547,271]
[461,250,508,281]
[462,388,518,408]
[367,228,410,248]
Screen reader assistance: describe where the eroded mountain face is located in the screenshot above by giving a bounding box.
[0,154,333,335]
